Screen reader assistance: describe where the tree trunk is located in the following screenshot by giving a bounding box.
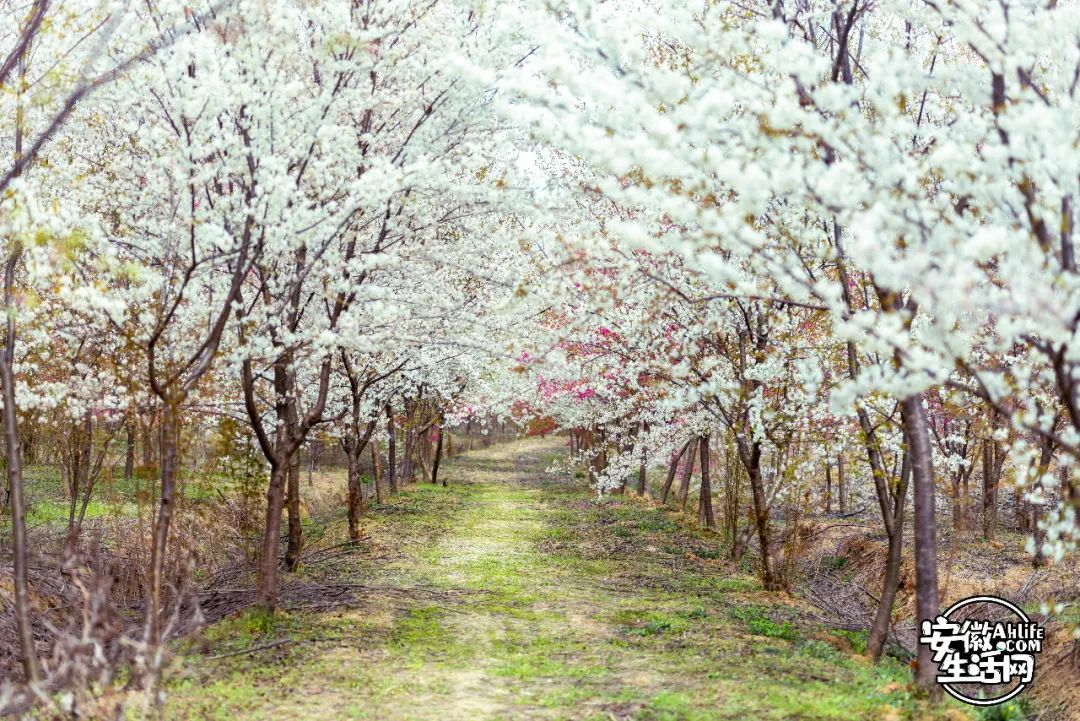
[951,478,963,532]
[840,328,911,663]
[64,424,83,556]
[419,440,433,484]
[677,438,697,511]
[901,393,940,691]
[433,427,445,487]
[1031,435,1055,566]
[867,449,910,662]
[372,440,384,504]
[983,438,997,541]
[698,434,716,529]
[635,421,650,495]
[252,357,299,609]
[285,451,302,572]
[726,439,742,559]
[660,441,689,504]
[125,416,135,481]
[0,262,37,683]
[739,437,778,590]
[961,470,971,533]
[21,427,34,466]
[3,86,35,680]
[255,459,288,609]
[587,427,603,485]
[346,447,361,540]
[824,461,832,514]
[63,414,93,559]
[867,515,905,661]
[146,402,180,653]
[402,427,415,484]
[141,411,155,469]
[387,404,397,493]
[837,453,847,513]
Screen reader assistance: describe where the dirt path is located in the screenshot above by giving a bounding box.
[168,438,965,721]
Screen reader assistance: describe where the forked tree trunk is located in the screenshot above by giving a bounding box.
[146,401,180,653]
[835,246,914,663]
[901,393,940,691]
[64,421,84,554]
[343,419,378,540]
[587,427,609,486]
[842,335,912,662]
[866,449,910,662]
[737,436,778,590]
[660,441,690,504]
[868,513,904,660]
[63,414,94,559]
[253,355,312,597]
[250,359,299,607]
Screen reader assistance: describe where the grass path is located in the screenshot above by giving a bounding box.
[168,437,971,721]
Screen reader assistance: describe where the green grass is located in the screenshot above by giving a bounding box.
[11,463,246,535]
[977,699,1037,721]
[729,605,800,640]
[831,628,870,655]
[161,437,978,721]
[614,607,695,636]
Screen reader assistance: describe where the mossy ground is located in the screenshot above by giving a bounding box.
[163,437,977,721]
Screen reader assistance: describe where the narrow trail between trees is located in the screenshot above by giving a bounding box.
[167,438,949,721]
